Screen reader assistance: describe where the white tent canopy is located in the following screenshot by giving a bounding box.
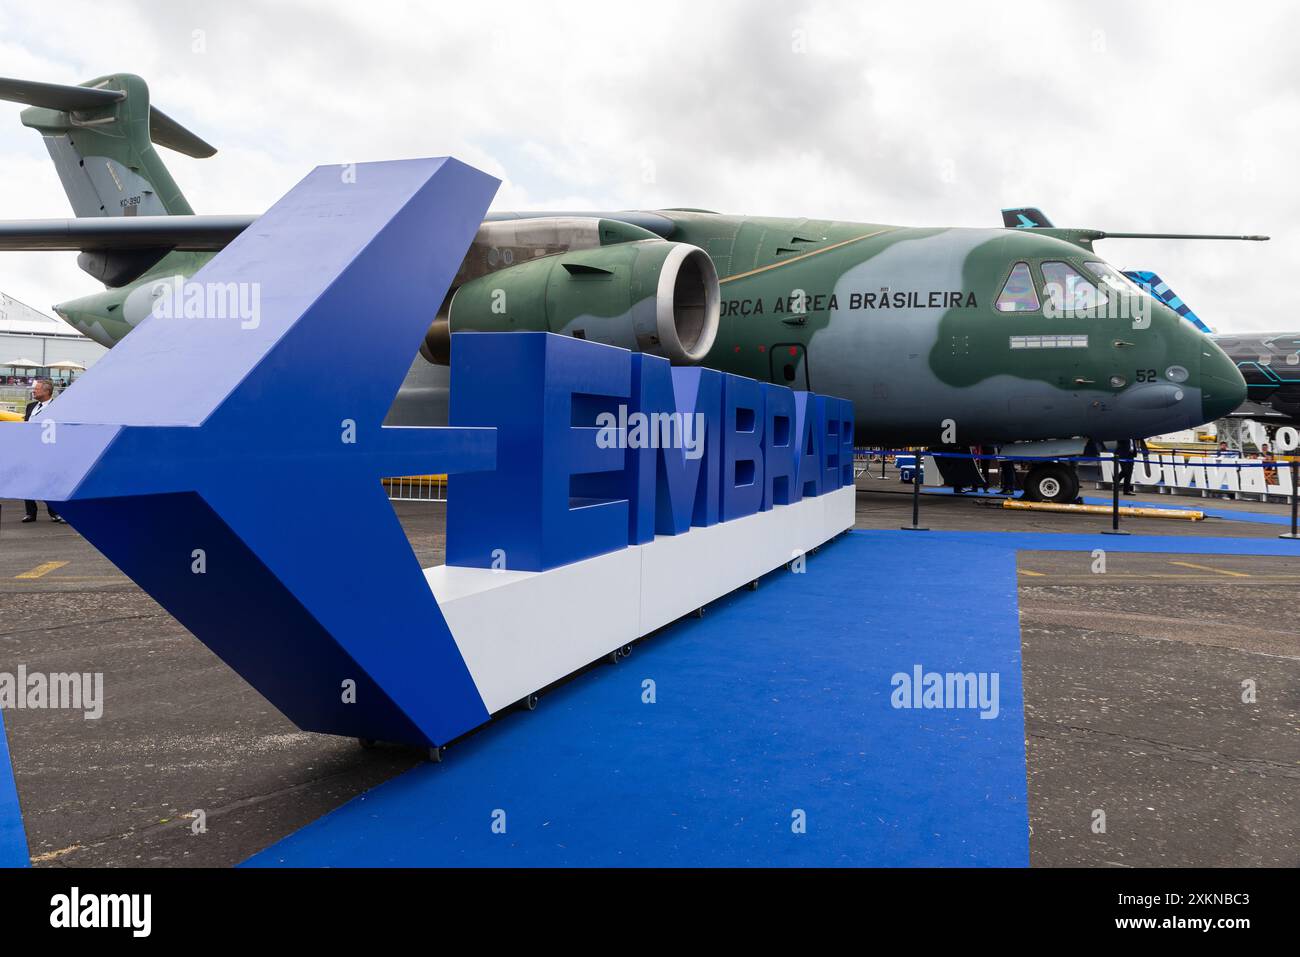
[2,357,42,368]
[47,360,86,371]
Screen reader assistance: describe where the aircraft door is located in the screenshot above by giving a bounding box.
[771,343,810,390]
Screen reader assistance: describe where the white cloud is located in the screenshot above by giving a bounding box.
[0,0,1291,330]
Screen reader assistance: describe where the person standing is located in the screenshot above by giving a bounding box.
[1115,437,1137,496]
[22,378,64,524]
[1261,442,1278,486]
[997,445,1018,495]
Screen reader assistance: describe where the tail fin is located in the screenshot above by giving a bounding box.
[1001,207,1054,229]
[0,73,213,219]
[0,74,216,284]
[1123,270,1214,334]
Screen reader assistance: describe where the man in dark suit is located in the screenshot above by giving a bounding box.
[1114,437,1146,496]
[22,378,64,524]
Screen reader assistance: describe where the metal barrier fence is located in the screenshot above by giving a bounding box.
[853,449,1300,539]
[0,387,30,414]
[382,475,446,503]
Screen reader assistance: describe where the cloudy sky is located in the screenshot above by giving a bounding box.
[0,0,1291,331]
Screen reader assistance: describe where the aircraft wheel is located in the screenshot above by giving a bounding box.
[1024,464,1078,504]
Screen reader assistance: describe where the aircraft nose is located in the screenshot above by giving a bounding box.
[1199,340,1247,422]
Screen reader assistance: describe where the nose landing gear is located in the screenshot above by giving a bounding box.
[1022,463,1080,504]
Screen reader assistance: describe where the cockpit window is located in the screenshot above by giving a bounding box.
[996,262,1039,312]
[1041,261,1107,316]
[1083,261,1143,296]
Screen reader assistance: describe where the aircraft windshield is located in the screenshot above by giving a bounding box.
[1041,261,1107,315]
[1084,261,1144,296]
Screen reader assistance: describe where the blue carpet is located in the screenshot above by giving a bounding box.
[246,527,1296,867]
[246,532,1030,867]
[0,711,28,867]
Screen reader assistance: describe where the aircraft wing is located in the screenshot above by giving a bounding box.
[0,214,257,251]
[0,210,675,254]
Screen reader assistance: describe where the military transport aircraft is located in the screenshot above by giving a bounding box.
[0,74,1257,503]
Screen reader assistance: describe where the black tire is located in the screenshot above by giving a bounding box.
[1024,464,1079,504]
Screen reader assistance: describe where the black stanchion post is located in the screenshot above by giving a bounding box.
[1102,452,1129,536]
[1281,459,1299,540]
[901,454,929,531]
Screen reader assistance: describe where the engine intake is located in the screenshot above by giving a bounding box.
[425,240,720,366]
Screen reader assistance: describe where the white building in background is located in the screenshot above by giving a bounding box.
[0,292,107,383]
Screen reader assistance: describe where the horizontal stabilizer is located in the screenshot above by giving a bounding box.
[0,76,124,111]
[148,106,216,158]
[0,75,215,158]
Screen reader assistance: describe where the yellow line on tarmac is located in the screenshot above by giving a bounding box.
[15,561,69,579]
[1018,569,1046,577]
[1167,561,1250,578]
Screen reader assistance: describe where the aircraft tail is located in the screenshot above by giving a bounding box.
[1122,270,1214,334]
[1001,207,1055,229]
[0,74,216,284]
[0,73,213,220]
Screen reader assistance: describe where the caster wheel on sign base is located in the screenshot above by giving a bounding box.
[747,580,759,591]
[428,746,444,763]
[522,692,540,712]
[694,606,706,619]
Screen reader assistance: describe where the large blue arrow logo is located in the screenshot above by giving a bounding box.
[0,157,500,747]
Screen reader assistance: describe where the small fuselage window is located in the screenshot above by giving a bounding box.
[996,262,1040,312]
[1041,261,1107,316]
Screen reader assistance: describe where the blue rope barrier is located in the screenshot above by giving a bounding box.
[853,449,1287,468]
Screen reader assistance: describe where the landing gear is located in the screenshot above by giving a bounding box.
[1023,463,1080,504]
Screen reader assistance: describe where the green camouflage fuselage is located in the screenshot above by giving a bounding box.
[54,211,1244,445]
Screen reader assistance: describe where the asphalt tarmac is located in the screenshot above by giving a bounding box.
[1,476,1296,867]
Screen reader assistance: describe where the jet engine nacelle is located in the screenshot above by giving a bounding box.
[423,240,720,366]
